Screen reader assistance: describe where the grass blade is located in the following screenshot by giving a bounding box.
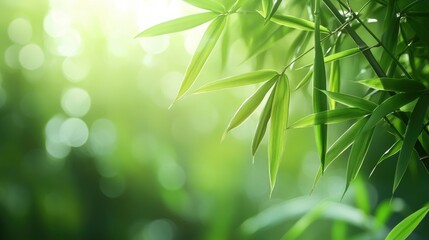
[393,94,429,192]
[313,0,328,171]
[195,70,278,93]
[226,78,276,132]
[135,12,218,38]
[183,0,225,12]
[269,75,290,193]
[386,203,429,240]
[321,90,377,112]
[252,85,276,155]
[269,14,330,33]
[289,108,369,128]
[358,78,427,92]
[175,15,227,100]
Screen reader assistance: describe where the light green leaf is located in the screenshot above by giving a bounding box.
[266,0,283,22]
[313,3,328,171]
[297,48,361,69]
[386,203,429,240]
[135,12,218,38]
[362,92,421,133]
[394,94,429,192]
[295,67,313,90]
[226,78,276,132]
[269,75,290,192]
[290,108,369,128]
[195,70,278,93]
[328,59,340,109]
[321,90,377,112]
[183,0,225,12]
[358,78,427,92]
[230,0,247,12]
[268,14,330,33]
[252,86,276,155]
[312,118,369,191]
[345,127,375,193]
[261,0,273,17]
[175,15,227,100]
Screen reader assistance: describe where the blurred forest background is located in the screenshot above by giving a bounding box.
[0,0,428,239]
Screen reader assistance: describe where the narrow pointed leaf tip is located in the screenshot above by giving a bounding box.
[267,14,330,33]
[135,12,218,38]
[226,79,276,132]
[252,86,276,155]
[269,75,290,192]
[289,108,369,128]
[195,70,278,93]
[175,15,227,101]
[386,203,429,240]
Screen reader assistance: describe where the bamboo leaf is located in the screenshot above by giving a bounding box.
[393,94,429,192]
[370,140,402,177]
[358,78,427,92]
[252,86,276,155]
[297,48,361,69]
[362,92,421,133]
[266,0,283,22]
[135,12,218,38]
[312,118,369,192]
[226,79,276,132]
[195,70,278,93]
[345,126,375,193]
[321,90,377,112]
[261,0,273,17]
[386,203,429,240]
[314,4,329,171]
[268,14,330,33]
[269,75,290,192]
[295,67,314,90]
[183,0,225,12]
[175,15,227,100]
[230,0,247,12]
[290,108,369,128]
[328,59,340,109]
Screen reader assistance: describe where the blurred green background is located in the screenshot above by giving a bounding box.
[1,0,428,239]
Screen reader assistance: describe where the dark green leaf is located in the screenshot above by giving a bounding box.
[297,48,361,69]
[269,75,290,192]
[226,78,276,132]
[175,15,227,100]
[386,203,429,240]
[289,108,369,128]
[370,140,402,177]
[252,86,276,155]
[135,12,218,38]
[358,78,427,92]
[195,70,278,93]
[394,94,429,192]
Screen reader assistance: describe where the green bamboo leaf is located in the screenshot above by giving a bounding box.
[321,90,377,112]
[297,48,361,69]
[269,75,290,192]
[358,78,427,92]
[268,14,330,33]
[386,203,429,240]
[195,70,278,93]
[175,15,227,100]
[266,0,283,22]
[312,118,369,191]
[370,140,402,177]
[261,0,273,17]
[345,126,375,193]
[328,59,340,109]
[290,108,369,128]
[295,67,314,90]
[183,0,225,12]
[313,0,328,171]
[362,92,421,133]
[252,85,276,155]
[393,94,429,192]
[230,0,247,12]
[226,79,276,132]
[135,12,218,38]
